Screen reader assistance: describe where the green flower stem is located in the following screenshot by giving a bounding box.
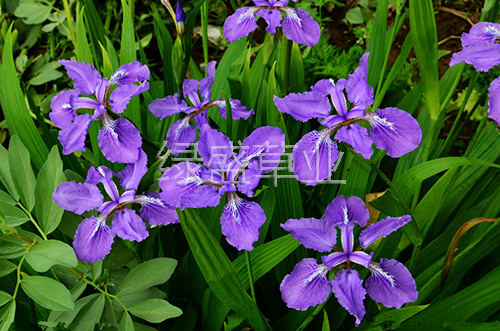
[81,276,129,312]
[12,253,26,300]
[18,203,47,241]
[280,36,292,94]
[62,0,77,50]
[105,284,118,323]
[245,250,257,306]
[296,296,330,331]
[201,0,209,69]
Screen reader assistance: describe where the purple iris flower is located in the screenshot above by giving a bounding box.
[159,125,285,250]
[223,0,320,47]
[280,195,418,326]
[450,22,500,126]
[149,61,254,155]
[52,151,179,262]
[274,53,422,185]
[50,60,149,163]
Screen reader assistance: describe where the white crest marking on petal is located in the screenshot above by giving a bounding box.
[342,206,349,225]
[282,7,302,27]
[484,25,500,36]
[367,113,397,132]
[368,262,396,288]
[237,7,259,24]
[306,264,329,283]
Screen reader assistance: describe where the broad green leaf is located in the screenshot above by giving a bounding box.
[372,305,429,329]
[0,292,11,307]
[345,7,364,24]
[0,189,17,205]
[0,200,29,227]
[0,301,15,331]
[0,29,49,170]
[117,287,167,310]
[14,3,52,24]
[119,311,135,331]
[35,146,66,234]
[179,208,271,331]
[129,299,182,323]
[9,136,36,212]
[0,260,17,278]
[21,276,74,311]
[0,146,19,200]
[25,240,78,272]
[117,258,177,297]
[68,294,105,331]
[0,236,26,259]
[29,61,63,85]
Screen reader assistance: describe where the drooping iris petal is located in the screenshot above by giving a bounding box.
[179,185,222,210]
[58,113,93,154]
[166,117,197,156]
[346,53,373,109]
[198,125,233,170]
[98,116,142,163]
[149,93,190,119]
[118,149,148,191]
[238,126,285,174]
[256,8,283,34]
[112,209,149,242]
[282,218,337,252]
[52,182,104,214]
[335,123,374,159]
[366,259,418,309]
[365,108,422,158]
[273,92,331,122]
[136,193,180,226]
[73,216,114,263]
[280,258,331,311]
[331,269,367,327]
[223,7,259,43]
[488,76,500,126]
[213,99,255,120]
[49,90,80,128]
[110,61,150,86]
[59,60,101,95]
[159,162,203,207]
[199,61,217,100]
[322,252,348,269]
[281,7,320,47]
[291,130,339,185]
[324,195,369,227]
[461,22,500,47]
[359,215,412,249]
[220,194,266,251]
[449,43,500,72]
[109,81,149,114]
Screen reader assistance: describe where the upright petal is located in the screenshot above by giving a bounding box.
[238,126,285,173]
[273,92,331,122]
[223,7,259,43]
[346,53,374,109]
[166,117,197,156]
[365,108,422,158]
[58,114,92,154]
[112,209,148,242]
[220,193,266,250]
[118,149,148,191]
[86,166,120,201]
[256,8,283,34]
[366,259,418,309]
[52,182,103,214]
[49,90,79,128]
[212,99,255,120]
[73,216,114,263]
[359,215,412,249]
[159,162,203,207]
[331,269,366,327]
[488,76,500,126]
[281,217,337,252]
[312,79,349,118]
[59,60,101,95]
[198,125,233,170]
[199,61,217,100]
[291,130,339,186]
[98,116,142,163]
[149,93,190,119]
[109,81,149,114]
[335,123,374,159]
[136,193,180,226]
[324,195,369,227]
[461,22,500,47]
[110,61,150,86]
[281,7,320,47]
[280,258,331,311]
[449,43,500,72]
